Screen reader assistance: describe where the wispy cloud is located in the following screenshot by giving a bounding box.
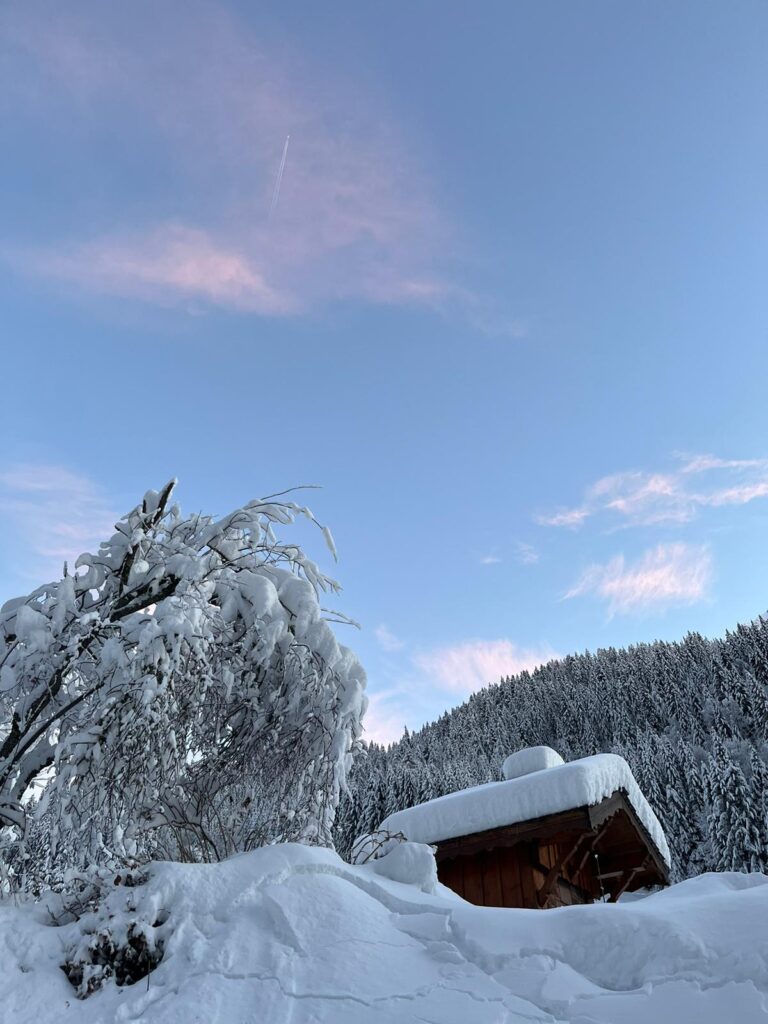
[538,453,768,530]
[514,541,539,565]
[374,624,405,653]
[362,689,414,746]
[539,507,592,529]
[26,225,294,313]
[701,482,768,507]
[414,639,558,695]
[4,3,455,318]
[0,464,116,583]
[480,543,538,567]
[29,225,294,315]
[564,542,712,616]
[678,454,765,475]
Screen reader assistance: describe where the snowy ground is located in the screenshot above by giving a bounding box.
[1,843,767,1023]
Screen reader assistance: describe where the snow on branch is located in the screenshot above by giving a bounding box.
[0,481,367,890]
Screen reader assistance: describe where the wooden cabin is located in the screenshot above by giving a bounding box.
[379,747,670,909]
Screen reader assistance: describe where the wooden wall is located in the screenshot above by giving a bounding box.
[437,835,597,909]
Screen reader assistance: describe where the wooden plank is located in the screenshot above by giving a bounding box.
[462,854,484,905]
[438,857,462,898]
[499,849,522,908]
[482,848,504,907]
[519,844,540,909]
[587,791,625,830]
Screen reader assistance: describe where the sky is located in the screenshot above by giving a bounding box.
[2,1,768,745]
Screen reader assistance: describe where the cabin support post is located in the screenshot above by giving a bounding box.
[536,815,617,908]
[610,856,654,902]
[537,832,589,908]
[574,818,614,876]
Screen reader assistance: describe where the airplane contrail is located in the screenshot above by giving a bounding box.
[269,134,290,218]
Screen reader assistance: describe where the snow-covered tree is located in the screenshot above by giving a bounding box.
[707,738,762,872]
[0,481,366,885]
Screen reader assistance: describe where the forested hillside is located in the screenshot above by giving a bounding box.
[335,618,768,879]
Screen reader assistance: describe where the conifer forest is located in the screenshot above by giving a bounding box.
[336,618,768,880]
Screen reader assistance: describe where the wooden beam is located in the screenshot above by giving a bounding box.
[574,817,615,875]
[610,856,654,902]
[536,832,587,908]
[434,807,592,862]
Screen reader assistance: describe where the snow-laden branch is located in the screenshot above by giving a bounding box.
[0,481,367,887]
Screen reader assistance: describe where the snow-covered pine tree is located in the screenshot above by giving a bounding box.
[0,481,366,888]
[708,737,763,873]
[748,747,768,873]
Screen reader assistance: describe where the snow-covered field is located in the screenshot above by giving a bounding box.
[2,843,767,1023]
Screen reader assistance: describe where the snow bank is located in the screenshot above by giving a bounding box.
[0,843,766,1022]
[380,753,671,866]
[372,842,438,893]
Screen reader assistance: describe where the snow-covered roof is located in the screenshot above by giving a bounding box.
[380,752,671,867]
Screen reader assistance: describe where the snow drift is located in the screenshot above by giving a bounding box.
[1,842,766,1023]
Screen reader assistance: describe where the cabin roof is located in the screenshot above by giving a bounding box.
[379,753,671,868]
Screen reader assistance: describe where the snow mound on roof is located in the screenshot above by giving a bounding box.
[380,753,671,866]
[1,843,766,1023]
[502,745,564,780]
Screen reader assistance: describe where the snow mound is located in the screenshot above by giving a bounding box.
[380,752,671,867]
[349,828,407,864]
[372,842,438,893]
[1,844,766,1022]
[502,745,564,780]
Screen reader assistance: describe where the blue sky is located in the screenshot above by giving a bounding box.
[2,1,768,743]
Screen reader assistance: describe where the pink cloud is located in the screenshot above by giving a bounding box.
[539,453,768,529]
[5,4,452,317]
[598,472,694,526]
[30,225,294,314]
[414,639,558,694]
[564,542,712,616]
